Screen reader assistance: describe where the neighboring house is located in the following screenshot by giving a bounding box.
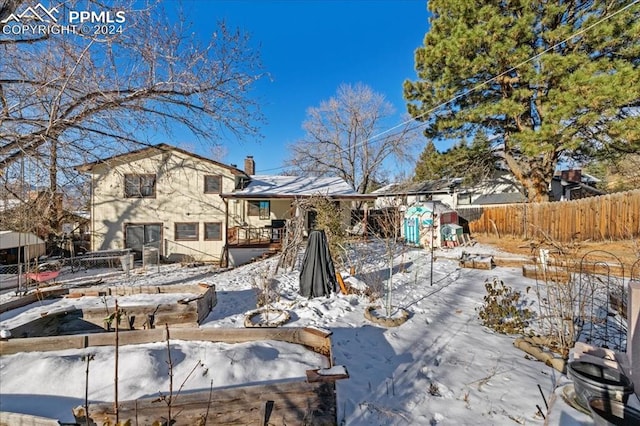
[549,169,605,201]
[77,144,373,266]
[456,170,526,206]
[373,172,526,237]
[0,190,90,254]
[373,171,527,210]
[372,178,464,210]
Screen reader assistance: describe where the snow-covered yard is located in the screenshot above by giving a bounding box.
[0,241,634,425]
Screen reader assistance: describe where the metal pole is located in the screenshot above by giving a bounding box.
[17,158,24,295]
[430,198,434,286]
[114,300,119,423]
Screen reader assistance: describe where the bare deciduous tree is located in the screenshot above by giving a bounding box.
[0,0,265,243]
[285,83,419,197]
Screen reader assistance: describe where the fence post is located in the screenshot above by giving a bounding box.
[142,245,146,270]
[628,280,640,399]
[16,264,23,295]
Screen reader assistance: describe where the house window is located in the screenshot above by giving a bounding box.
[204,222,222,241]
[248,200,270,219]
[124,174,156,198]
[175,223,198,241]
[204,175,222,194]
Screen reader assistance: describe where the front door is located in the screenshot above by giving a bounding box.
[125,223,162,259]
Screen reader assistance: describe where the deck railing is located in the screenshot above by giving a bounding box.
[227,226,284,246]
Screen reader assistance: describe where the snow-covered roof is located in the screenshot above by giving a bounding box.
[223,175,376,200]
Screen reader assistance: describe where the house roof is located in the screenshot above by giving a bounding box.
[473,192,527,205]
[222,175,376,200]
[75,143,247,176]
[372,178,463,196]
[573,182,607,196]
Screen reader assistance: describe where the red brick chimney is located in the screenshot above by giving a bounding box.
[244,155,255,175]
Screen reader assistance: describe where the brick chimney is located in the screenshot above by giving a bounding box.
[561,169,582,183]
[244,155,255,175]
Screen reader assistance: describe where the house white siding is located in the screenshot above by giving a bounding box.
[89,149,236,263]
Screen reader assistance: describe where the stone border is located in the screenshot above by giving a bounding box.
[244,308,291,327]
[364,305,410,327]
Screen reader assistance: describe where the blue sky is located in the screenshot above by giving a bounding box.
[168,0,431,174]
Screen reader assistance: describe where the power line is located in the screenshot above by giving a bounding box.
[259,0,639,174]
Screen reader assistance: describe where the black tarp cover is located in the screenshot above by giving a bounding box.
[299,230,338,298]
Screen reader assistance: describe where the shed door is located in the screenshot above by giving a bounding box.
[404,217,420,245]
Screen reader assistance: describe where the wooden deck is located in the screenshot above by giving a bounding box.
[227,225,284,248]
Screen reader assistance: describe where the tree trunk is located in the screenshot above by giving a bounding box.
[503,136,558,202]
[47,138,60,245]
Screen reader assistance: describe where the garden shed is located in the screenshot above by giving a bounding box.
[402,202,458,248]
[0,231,46,265]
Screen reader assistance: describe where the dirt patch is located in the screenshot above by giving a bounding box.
[473,234,640,274]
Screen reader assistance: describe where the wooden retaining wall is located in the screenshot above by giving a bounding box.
[0,327,337,425]
[86,380,337,425]
[1,283,217,337]
[0,326,333,357]
[459,190,640,242]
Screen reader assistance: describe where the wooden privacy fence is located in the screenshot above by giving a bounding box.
[460,189,640,242]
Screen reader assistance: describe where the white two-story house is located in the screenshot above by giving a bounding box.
[77,143,374,266]
[77,144,247,264]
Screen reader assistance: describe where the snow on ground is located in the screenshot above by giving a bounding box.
[0,241,617,425]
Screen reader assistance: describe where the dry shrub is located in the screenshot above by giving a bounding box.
[477,278,534,335]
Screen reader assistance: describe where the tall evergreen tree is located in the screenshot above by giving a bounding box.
[405,0,640,201]
[413,140,443,181]
[414,133,497,184]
